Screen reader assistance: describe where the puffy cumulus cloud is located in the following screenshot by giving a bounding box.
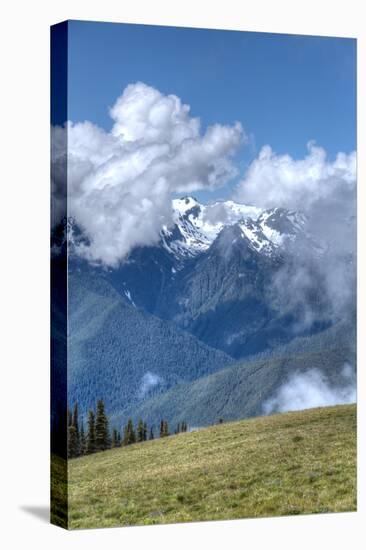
[51,82,244,267]
[235,142,356,211]
[110,82,199,145]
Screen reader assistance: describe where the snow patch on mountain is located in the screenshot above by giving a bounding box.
[64,195,312,265]
[238,220,275,254]
[162,197,311,261]
[124,289,136,308]
[163,197,264,259]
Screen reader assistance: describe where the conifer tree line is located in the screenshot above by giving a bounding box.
[67,400,188,458]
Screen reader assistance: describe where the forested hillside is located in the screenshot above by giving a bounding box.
[68,264,234,418]
[114,321,355,428]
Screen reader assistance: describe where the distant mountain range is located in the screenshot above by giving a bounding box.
[52,196,356,428]
[102,197,330,358]
[162,196,309,260]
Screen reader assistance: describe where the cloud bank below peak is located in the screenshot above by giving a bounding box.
[235,142,357,329]
[52,82,244,266]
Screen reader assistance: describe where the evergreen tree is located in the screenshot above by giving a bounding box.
[129,420,135,444]
[86,410,96,454]
[123,419,136,446]
[111,428,119,448]
[143,422,148,442]
[79,421,86,455]
[67,408,72,427]
[117,431,121,447]
[149,426,154,440]
[72,403,80,456]
[137,419,144,443]
[95,399,109,451]
[72,403,79,435]
[106,427,111,450]
[160,420,169,437]
[68,425,78,458]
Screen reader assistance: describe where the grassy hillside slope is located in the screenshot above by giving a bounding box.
[67,404,356,529]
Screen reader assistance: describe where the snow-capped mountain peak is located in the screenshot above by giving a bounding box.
[162,197,309,261]
[172,196,200,215]
[163,196,264,259]
[238,219,276,255]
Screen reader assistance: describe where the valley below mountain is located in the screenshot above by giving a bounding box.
[61,196,356,429]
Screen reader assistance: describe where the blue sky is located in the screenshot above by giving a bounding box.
[67,20,356,201]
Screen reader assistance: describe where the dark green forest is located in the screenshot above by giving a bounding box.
[110,320,356,429]
[67,268,234,422]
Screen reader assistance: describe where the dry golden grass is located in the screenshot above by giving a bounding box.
[66,404,356,529]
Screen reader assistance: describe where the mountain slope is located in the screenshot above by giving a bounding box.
[114,321,355,429]
[161,196,262,259]
[99,198,329,359]
[68,263,234,418]
[98,197,266,315]
[156,220,324,358]
[65,196,356,429]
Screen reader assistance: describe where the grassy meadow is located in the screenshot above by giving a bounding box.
[65,404,356,529]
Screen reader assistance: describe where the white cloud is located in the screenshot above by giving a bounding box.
[138,371,162,399]
[263,364,356,415]
[52,82,244,266]
[234,142,357,327]
[235,142,356,211]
